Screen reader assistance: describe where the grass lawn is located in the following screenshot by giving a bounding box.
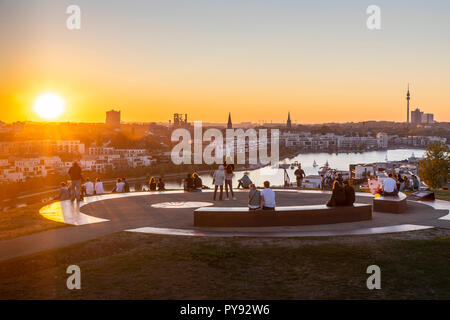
[433,190,450,201]
[0,230,449,299]
[0,202,66,241]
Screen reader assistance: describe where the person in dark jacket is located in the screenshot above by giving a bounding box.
[343,180,355,206]
[68,162,82,202]
[326,180,346,207]
[122,177,130,193]
[149,177,157,191]
[192,172,203,191]
[157,177,165,191]
[184,173,194,191]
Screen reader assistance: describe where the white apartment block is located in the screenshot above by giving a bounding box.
[0,140,85,155]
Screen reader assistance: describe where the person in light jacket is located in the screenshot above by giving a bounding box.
[212,165,225,200]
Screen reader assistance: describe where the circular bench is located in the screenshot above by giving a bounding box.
[373,192,407,213]
[194,203,373,227]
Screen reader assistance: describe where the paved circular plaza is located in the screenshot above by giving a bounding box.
[43,189,450,237]
[1,189,448,262]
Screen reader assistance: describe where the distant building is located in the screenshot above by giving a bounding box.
[411,108,434,124]
[422,113,434,124]
[287,112,292,128]
[173,113,188,126]
[411,108,423,124]
[376,132,389,148]
[106,110,121,127]
[227,112,232,129]
[0,140,85,156]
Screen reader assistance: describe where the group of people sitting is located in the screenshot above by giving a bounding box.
[326,179,355,207]
[247,181,276,210]
[368,173,420,196]
[183,173,203,192]
[112,177,130,193]
[148,177,165,191]
[58,177,106,201]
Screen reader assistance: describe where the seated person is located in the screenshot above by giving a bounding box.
[237,172,252,189]
[149,177,157,191]
[95,178,104,195]
[248,184,261,210]
[382,174,398,196]
[57,182,71,200]
[192,173,203,191]
[368,176,382,195]
[83,178,95,196]
[122,177,130,193]
[326,180,347,207]
[260,181,276,210]
[343,180,355,206]
[157,178,165,191]
[183,173,194,191]
[113,178,125,193]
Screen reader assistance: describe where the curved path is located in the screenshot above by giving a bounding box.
[0,190,449,262]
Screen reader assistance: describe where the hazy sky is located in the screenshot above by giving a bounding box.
[0,0,449,123]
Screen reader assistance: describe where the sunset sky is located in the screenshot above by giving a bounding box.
[0,0,449,124]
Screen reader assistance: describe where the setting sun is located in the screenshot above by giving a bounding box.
[33,93,65,120]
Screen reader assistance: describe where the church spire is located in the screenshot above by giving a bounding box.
[287,112,292,128]
[227,112,232,129]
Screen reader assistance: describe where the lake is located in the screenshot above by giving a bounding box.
[163,148,426,189]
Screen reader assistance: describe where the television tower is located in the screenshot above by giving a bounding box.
[406,84,410,123]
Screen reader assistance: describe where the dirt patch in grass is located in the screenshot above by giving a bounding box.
[0,229,449,300]
[0,202,66,241]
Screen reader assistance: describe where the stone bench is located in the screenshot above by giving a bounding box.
[373,192,407,213]
[194,204,373,227]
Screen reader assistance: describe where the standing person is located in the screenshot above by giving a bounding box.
[83,178,95,196]
[260,181,276,210]
[213,165,225,200]
[248,184,261,210]
[68,162,82,202]
[412,175,420,191]
[157,177,165,191]
[294,164,306,189]
[122,177,130,192]
[224,163,236,200]
[343,180,355,206]
[95,178,105,195]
